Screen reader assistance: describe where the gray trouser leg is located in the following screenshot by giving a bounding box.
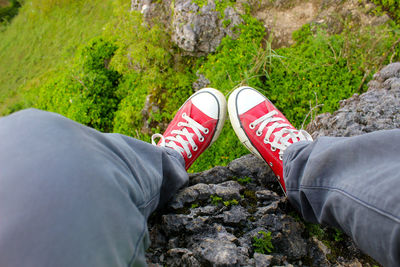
[283,129,400,267]
[0,109,188,267]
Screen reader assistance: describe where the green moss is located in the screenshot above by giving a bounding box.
[234,176,252,185]
[210,195,223,205]
[223,199,239,206]
[191,203,199,209]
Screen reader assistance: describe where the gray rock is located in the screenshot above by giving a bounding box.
[373,62,400,82]
[172,0,243,55]
[166,248,201,267]
[192,72,210,91]
[211,180,243,200]
[191,205,220,216]
[255,189,280,201]
[254,201,280,218]
[162,214,208,234]
[254,253,273,267]
[194,238,239,266]
[228,154,276,183]
[307,62,400,138]
[170,183,214,209]
[189,165,234,185]
[218,205,249,224]
[131,0,245,55]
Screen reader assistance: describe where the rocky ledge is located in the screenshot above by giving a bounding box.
[146,63,400,266]
[146,154,376,266]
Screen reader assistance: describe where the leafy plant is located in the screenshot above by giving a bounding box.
[253,231,274,254]
[210,195,223,205]
[223,199,239,206]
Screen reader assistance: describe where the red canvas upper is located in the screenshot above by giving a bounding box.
[159,99,218,170]
[238,100,298,192]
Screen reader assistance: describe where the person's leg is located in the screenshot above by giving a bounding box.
[284,129,400,267]
[228,86,400,266]
[0,108,187,267]
[0,87,226,267]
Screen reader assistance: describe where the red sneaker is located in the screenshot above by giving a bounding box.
[228,86,312,193]
[152,88,227,170]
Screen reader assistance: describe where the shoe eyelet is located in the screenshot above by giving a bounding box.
[256,130,262,136]
[271,147,276,152]
[204,128,209,134]
[199,136,205,142]
[178,122,183,126]
[193,146,198,151]
[269,162,273,167]
[263,139,268,144]
[279,155,283,161]
[182,113,187,118]
[249,123,255,129]
[188,153,192,159]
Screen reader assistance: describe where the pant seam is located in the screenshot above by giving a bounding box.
[128,217,148,266]
[137,192,160,210]
[288,185,400,224]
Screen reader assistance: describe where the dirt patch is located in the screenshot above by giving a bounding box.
[254,0,322,48]
[0,0,10,8]
[251,0,389,48]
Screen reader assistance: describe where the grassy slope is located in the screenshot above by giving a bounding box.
[0,0,115,114]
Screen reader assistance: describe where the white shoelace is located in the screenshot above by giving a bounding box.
[250,110,312,160]
[151,113,209,158]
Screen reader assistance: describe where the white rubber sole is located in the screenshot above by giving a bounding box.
[228,86,264,160]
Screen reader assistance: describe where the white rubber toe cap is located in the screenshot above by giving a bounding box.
[192,90,220,119]
[231,87,265,115]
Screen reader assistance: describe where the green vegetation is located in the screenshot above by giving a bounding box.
[223,199,239,206]
[1,0,400,173]
[33,38,121,132]
[210,195,223,205]
[266,22,400,126]
[105,7,194,139]
[192,0,236,17]
[0,0,115,115]
[0,0,21,25]
[253,230,274,254]
[234,176,253,185]
[190,203,199,209]
[210,194,239,206]
[372,0,400,23]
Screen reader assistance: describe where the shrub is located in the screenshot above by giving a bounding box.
[107,8,195,137]
[34,38,121,132]
[371,0,400,23]
[0,0,21,25]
